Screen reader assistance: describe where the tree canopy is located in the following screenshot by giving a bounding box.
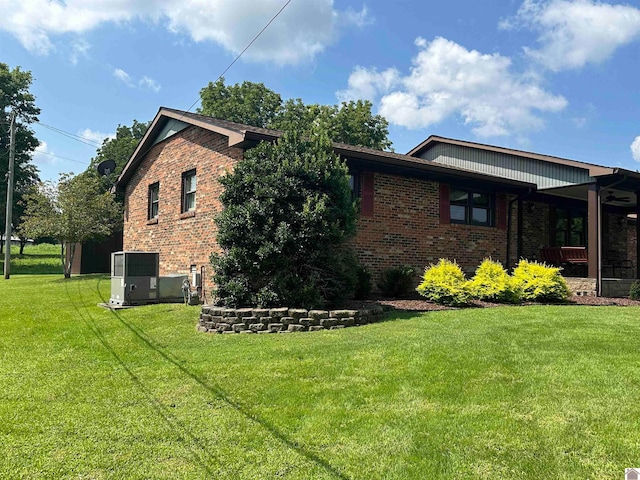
[0,63,41,252]
[19,174,122,278]
[84,120,149,193]
[198,78,392,151]
[211,128,358,308]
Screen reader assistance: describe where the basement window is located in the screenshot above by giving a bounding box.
[450,188,494,226]
[182,170,196,213]
[148,182,159,219]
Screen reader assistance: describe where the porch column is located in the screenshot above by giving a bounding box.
[587,183,600,288]
[636,190,640,279]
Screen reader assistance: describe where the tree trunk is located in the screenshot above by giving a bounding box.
[63,242,76,279]
[0,232,3,255]
[19,238,26,255]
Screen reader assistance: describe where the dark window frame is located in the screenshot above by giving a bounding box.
[449,188,495,227]
[181,169,196,213]
[551,207,587,247]
[148,182,159,220]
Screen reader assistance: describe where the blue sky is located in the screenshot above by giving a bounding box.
[1,0,640,181]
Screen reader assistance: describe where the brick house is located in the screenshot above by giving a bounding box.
[116,107,640,297]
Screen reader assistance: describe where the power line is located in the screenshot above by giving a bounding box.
[32,149,90,166]
[182,0,293,115]
[35,121,104,148]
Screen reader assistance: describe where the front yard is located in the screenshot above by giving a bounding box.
[1,273,640,479]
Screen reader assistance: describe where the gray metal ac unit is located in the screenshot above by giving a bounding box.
[109,251,159,306]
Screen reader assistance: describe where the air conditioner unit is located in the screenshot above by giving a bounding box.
[109,251,159,306]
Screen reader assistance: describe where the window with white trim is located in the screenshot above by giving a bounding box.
[182,170,196,213]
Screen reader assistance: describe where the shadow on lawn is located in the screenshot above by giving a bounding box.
[64,280,217,477]
[0,250,62,275]
[75,277,350,480]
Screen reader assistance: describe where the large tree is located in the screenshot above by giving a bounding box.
[19,173,122,278]
[84,120,149,193]
[198,79,392,151]
[0,63,41,253]
[211,129,358,308]
[198,79,282,129]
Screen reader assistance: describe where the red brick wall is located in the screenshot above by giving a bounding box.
[352,171,515,280]
[123,126,243,292]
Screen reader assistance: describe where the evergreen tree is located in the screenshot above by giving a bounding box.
[211,129,357,308]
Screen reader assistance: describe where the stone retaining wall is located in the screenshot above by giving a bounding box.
[196,306,386,334]
[564,277,597,296]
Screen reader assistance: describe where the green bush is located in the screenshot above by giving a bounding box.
[354,265,372,300]
[377,265,416,297]
[468,258,520,304]
[416,259,472,306]
[629,280,640,300]
[211,130,357,308]
[511,259,571,302]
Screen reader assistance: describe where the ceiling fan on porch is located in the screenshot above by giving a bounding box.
[603,190,631,203]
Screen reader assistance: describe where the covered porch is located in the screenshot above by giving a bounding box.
[517,170,640,296]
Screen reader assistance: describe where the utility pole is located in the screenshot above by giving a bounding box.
[4,110,16,279]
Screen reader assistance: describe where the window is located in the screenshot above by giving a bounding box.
[552,208,586,246]
[450,188,493,226]
[349,172,361,200]
[148,182,159,219]
[182,170,196,213]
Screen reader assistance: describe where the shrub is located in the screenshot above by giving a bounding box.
[211,130,357,308]
[416,259,472,306]
[629,280,640,300]
[468,258,520,304]
[377,265,416,297]
[511,259,571,302]
[354,265,372,300]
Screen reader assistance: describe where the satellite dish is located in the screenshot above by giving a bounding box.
[96,159,116,177]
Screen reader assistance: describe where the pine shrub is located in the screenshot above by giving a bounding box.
[468,258,520,304]
[210,130,357,308]
[416,259,471,306]
[377,265,416,297]
[511,259,571,302]
[629,280,640,300]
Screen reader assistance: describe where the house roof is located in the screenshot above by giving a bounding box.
[407,135,619,177]
[116,107,536,192]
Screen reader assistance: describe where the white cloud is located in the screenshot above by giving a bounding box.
[32,141,56,166]
[336,66,401,103]
[113,68,133,86]
[70,39,91,65]
[113,68,161,92]
[501,0,640,71]
[631,136,640,162]
[338,36,567,137]
[139,76,161,93]
[0,0,370,65]
[78,128,116,145]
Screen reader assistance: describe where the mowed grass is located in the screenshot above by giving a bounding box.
[0,243,62,275]
[1,274,640,479]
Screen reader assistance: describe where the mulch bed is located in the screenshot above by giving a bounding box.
[344,295,640,312]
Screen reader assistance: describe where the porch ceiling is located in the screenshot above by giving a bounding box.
[541,183,639,209]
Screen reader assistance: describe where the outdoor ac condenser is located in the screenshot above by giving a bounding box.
[109,251,159,306]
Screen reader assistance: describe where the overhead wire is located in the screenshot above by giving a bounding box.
[181,0,293,115]
[18,0,294,175]
[35,121,104,148]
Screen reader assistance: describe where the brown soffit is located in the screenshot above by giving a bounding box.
[117,108,535,191]
[407,135,615,177]
[117,107,282,188]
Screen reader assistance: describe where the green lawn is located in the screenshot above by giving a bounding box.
[1,274,640,479]
[0,243,62,275]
